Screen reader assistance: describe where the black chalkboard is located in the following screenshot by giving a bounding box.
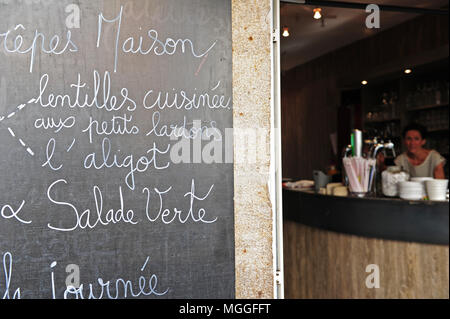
[0,0,234,299]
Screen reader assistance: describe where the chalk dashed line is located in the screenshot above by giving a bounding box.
[7,127,15,137]
[67,138,76,152]
[26,148,35,156]
[141,257,150,271]
[212,81,221,91]
[1,99,36,156]
[0,98,35,124]
[7,126,34,157]
[195,53,209,76]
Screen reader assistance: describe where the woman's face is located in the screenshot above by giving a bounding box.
[404,130,426,154]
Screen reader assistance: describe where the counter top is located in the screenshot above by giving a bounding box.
[283,187,449,245]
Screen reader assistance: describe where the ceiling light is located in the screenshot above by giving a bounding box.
[313,8,322,20]
[404,69,412,74]
[282,27,290,37]
[361,80,368,85]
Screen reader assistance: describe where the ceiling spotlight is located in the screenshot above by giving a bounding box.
[404,69,412,74]
[282,27,290,37]
[361,80,368,85]
[313,8,322,20]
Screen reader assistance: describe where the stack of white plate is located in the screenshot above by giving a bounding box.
[410,177,433,199]
[398,181,424,200]
[425,179,449,201]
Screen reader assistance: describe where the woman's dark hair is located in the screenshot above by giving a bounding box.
[402,123,428,139]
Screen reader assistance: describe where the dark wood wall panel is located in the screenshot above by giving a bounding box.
[282,77,338,179]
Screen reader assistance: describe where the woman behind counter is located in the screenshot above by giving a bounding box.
[393,123,446,179]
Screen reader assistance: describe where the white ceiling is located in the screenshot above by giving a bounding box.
[280,0,449,71]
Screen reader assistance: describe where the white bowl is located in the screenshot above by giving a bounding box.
[400,191,423,195]
[400,183,425,199]
[400,186,423,190]
[399,187,425,194]
[400,193,423,200]
[411,177,434,182]
[401,182,423,184]
[399,189,424,194]
[400,195,423,200]
[399,181,423,188]
[399,185,423,190]
[399,187,423,191]
[399,188,423,192]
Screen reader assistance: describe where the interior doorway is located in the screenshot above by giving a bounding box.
[277,0,449,298]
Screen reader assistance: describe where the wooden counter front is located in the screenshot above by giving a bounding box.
[284,221,449,298]
[283,189,449,299]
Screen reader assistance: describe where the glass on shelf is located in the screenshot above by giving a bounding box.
[433,81,442,105]
[407,80,450,108]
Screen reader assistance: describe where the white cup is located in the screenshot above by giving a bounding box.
[425,179,449,201]
[428,193,447,201]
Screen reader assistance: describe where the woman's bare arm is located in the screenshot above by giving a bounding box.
[434,162,445,179]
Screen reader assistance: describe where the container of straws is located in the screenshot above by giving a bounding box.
[342,157,377,197]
